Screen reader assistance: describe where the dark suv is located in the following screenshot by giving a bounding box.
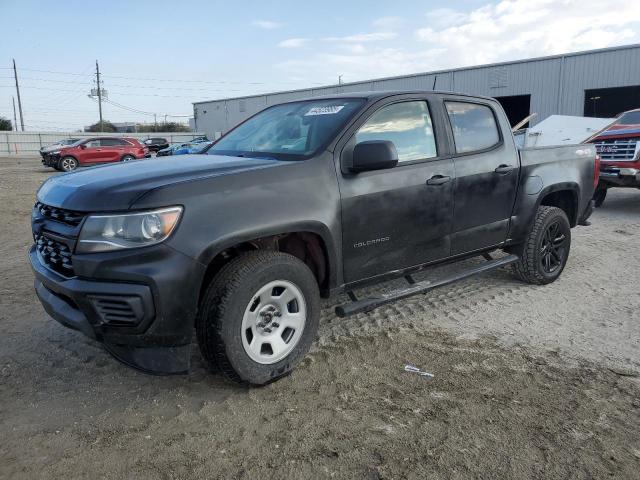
[143,137,170,152]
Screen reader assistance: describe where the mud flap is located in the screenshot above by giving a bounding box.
[578,199,595,226]
[104,343,191,375]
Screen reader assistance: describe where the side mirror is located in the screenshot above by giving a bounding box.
[350,140,398,173]
[79,144,87,150]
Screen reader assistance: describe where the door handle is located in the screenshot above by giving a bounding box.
[494,164,514,174]
[426,175,451,186]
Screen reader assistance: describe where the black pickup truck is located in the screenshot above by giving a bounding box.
[30,91,597,385]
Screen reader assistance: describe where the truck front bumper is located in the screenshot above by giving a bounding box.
[599,166,640,188]
[29,245,204,375]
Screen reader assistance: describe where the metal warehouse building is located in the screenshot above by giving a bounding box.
[193,44,640,137]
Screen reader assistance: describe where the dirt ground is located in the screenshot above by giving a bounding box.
[1,158,639,479]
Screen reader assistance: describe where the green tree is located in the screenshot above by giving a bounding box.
[135,122,190,133]
[0,116,12,131]
[86,120,117,132]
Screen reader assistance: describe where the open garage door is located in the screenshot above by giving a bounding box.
[493,95,531,128]
[584,86,640,118]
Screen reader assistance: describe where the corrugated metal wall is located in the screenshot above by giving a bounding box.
[193,44,640,137]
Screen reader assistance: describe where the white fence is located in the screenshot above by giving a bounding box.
[0,131,207,156]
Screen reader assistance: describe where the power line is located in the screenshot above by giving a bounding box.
[5,66,324,86]
[0,84,261,97]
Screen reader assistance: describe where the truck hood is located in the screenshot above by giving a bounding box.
[593,123,640,140]
[37,154,285,211]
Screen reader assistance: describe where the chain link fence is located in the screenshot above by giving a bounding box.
[0,131,207,157]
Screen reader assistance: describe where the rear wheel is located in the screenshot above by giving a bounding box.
[196,251,320,385]
[513,206,571,285]
[59,156,78,172]
[593,187,607,208]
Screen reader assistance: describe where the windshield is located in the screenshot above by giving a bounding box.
[208,98,365,160]
[616,111,640,125]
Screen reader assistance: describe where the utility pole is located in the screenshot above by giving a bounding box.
[338,75,343,85]
[154,114,157,132]
[95,60,103,131]
[12,97,18,131]
[12,59,24,131]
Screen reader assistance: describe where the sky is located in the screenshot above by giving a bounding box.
[1,0,639,131]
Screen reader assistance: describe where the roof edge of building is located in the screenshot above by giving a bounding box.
[192,43,640,106]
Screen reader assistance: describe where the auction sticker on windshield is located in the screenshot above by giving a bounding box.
[305,105,345,116]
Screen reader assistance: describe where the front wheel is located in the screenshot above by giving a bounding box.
[513,206,571,285]
[196,251,320,385]
[58,156,78,172]
[121,154,135,162]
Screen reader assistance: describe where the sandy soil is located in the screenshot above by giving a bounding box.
[1,158,639,479]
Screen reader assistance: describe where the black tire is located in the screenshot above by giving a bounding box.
[196,251,320,385]
[513,206,571,285]
[593,187,607,208]
[121,154,135,162]
[58,156,78,172]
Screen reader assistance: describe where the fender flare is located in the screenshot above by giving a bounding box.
[196,220,339,289]
[534,182,580,225]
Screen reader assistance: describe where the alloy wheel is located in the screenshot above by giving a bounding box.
[540,220,567,274]
[61,158,77,171]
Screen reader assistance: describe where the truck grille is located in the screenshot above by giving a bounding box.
[594,139,639,161]
[35,234,74,276]
[34,202,85,227]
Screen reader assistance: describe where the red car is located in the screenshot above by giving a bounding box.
[588,108,640,207]
[43,137,149,172]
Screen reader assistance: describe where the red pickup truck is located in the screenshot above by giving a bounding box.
[42,137,149,172]
[589,108,640,207]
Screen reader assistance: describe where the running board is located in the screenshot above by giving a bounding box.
[335,254,519,318]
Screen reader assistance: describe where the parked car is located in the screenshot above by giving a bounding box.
[156,142,189,157]
[30,91,597,385]
[173,141,214,155]
[190,136,209,143]
[39,138,81,161]
[143,137,169,152]
[42,137,149,171]
[588,108,640,207]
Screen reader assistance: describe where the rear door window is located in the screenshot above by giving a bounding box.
[445,101,500,153]
[355,101,437,162]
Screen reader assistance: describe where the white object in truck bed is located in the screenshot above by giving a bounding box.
[522,115,614,148]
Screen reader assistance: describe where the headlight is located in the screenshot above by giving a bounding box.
[50,150,61,155]
[76,206,183,253]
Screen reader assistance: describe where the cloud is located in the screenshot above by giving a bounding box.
[323,32,397,43]
[277,48,438,83]
[415,0,640,67]
[277,0,640,86]
[372,16,404,29]
[252,20,282,30]
[424,8,467,28]
[278,38,309,48]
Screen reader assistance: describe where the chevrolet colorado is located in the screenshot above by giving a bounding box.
[30,91,597,385]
